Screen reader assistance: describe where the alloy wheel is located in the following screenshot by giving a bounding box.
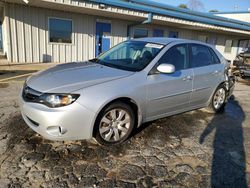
[213,88,226,110]
[99,109,131,142]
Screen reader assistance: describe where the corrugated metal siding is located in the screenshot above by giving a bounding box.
[111,20,128,46]
[5,3,128,63]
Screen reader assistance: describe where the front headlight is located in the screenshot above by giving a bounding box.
[39,94,80,108]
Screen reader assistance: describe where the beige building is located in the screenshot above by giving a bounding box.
[215,11,250,55]
[215,11,250,23]
[0,0,250,63]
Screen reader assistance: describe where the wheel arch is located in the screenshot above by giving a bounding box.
[92,97,142,137]
[207,81,228,106]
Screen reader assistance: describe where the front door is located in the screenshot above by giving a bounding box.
[95,21,111,57]
[146,44,193,120]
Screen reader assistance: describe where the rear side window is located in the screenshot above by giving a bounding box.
[158,44,188,71]
[190,44,213,68]
[209,48,221,64]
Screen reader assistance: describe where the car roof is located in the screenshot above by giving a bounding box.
[131,37,209,46]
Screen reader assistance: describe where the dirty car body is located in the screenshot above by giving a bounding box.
[19,38,235,145]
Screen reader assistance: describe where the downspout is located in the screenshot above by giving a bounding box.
[127,12,153,39]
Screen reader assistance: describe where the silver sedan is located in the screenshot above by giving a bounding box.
[19,38,234,145]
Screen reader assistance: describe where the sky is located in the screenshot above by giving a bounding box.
[151,0,250,12]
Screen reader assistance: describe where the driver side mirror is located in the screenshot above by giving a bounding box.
[157,64,175,74]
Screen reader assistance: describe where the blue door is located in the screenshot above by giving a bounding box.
[153,29,164,37]
[95,22,111,57]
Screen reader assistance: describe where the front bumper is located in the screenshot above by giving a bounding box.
[19,94,96,141]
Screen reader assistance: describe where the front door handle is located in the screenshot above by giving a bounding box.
[183,76,193,81]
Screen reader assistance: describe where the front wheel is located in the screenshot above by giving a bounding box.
[207,85,227,113]
[94,102,135,146]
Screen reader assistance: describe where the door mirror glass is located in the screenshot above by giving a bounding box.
[157,64,175,74]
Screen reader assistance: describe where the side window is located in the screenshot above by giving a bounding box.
[158,44,188,71]
[209,48,220,64]
[190,44,213,68]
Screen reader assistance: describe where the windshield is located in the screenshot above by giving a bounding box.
[92,41,164,71]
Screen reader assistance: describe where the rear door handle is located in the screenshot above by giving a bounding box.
[183,76,193,81]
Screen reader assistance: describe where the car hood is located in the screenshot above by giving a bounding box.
[26,62,134,93]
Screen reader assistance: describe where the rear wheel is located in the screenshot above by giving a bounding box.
[207,84,227,113]
[94,102,135,145]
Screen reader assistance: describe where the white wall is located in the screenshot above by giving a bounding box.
[4,3,128,63]
[215,13,250,23]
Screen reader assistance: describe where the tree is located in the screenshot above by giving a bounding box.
[178,4,189,9]
[187,0,204,11]
[209,9,219,13]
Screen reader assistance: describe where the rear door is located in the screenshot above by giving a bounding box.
[189,44,224,107]
[146,44,193,119]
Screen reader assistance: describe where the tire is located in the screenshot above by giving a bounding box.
[94,102,135,146]
[207,84,227,113]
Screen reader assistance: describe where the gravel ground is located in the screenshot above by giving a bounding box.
[0,79,250,188]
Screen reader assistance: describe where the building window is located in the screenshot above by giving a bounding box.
[169,31,179,38]
[224,39,233,53]
[208,36,217,46]
[49,18,72,43]
[198,35,208,43]
[153,29,164,37]
[237,39,249,53]
[134,28,148,38]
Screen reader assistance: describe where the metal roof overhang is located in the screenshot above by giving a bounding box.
[89,0,250,31]
[4,0,149,22]
[129,0,250,27]
[3,0,250,36]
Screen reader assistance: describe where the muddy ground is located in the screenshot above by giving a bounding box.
[0,79,250,188]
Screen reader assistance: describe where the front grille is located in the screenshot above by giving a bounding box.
[22,84,42,103]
